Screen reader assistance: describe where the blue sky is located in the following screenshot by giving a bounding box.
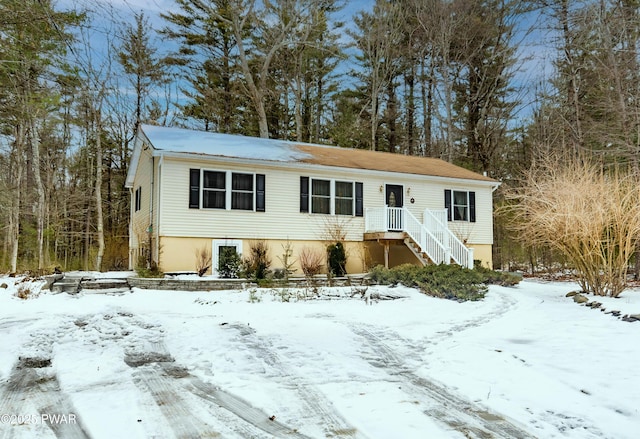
[64,0,553,126]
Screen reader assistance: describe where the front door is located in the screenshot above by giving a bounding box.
[385,184,404,231]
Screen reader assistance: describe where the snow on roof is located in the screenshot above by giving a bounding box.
[140,124,312,162]
[138,124,496,183]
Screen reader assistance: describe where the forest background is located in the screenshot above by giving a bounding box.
[1,0,638,274]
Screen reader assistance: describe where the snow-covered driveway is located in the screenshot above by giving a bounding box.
[0,278,638,438]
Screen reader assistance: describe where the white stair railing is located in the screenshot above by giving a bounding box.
[423,209,473,269]
[364,206,473,269]
[401,208,448,265]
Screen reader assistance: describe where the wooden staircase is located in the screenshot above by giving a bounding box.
[365,206,474,269]
[403,236,430,266]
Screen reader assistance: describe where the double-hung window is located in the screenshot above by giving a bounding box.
[190,169,265,212]
[232,173,254,210]
[311,179,331,214]
[335,181,354,215]
[203,171,226,209]
[445,189,476,222]
[301,177,363,216]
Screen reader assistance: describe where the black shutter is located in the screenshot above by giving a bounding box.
[355,182,363,217]
[189,169,200,209]
[444,189,452,221]
[256,174,265,212]
[135,187,141,212]
[300,176,309,212]
[469,191,476,223]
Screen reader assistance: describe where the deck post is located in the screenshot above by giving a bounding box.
[384,242,390,268]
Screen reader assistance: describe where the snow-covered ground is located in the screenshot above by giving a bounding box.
[0,275,639,438]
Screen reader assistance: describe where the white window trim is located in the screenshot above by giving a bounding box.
[335,180,355,216]
[212,239,242,275]
[451,190,470,222]
[309,178,355,216]
[201,169,256,211]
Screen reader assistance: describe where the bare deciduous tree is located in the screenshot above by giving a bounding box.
[504,154,640,297]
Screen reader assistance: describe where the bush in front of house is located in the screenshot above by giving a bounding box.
[327,242,347,277]
[242,240,271,281]
[473,261,522,286]
[368,263,515,301]
[218,246,242,279]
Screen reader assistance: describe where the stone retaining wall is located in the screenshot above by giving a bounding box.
[128,278,256,291]
[127,275,368,291]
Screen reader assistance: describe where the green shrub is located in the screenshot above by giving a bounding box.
[368,263,518,301]
[327,242,347,277]
[136,259,163,278]
[473,261,522,286]
[218,246,242,278]
[242,240,271,280]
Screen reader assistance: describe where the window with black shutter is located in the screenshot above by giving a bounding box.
[355,182,363,217]
[135,186,142,212]
[189,169,200,209]
[203,170,226,209]
[300,177,309,212]
[445,189,476,222]
[189,169,263,211]
[256,174,265,212]
[231,173,253,210]
[469,191,476,223]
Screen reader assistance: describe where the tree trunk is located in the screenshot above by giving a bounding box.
[29,120,46,270]
[94,112,105,271]
[560,0,584,150]
[9,125,25,273]
[405,65,415,156]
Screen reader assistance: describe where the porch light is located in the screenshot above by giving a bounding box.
[379,185,383,192]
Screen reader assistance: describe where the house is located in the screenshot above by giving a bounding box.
[125,125,500,275]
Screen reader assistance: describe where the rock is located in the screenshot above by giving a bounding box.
[566,291,580,297]
[611,310,621,316]
[42,273,64,291]
[627,314,640,321]
[0,283,7,289]
[573,294,589,304]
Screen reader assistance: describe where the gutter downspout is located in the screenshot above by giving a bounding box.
[128,187,134,270]
[155,155,163,268]
[148,155,155,268]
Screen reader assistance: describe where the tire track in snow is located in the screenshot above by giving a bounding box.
[225,323,363,438]
[348,324,537,439]
[428,288,518,346]
[124,337,310,438]
[132,363,222,439]
[187,375,311,438]
[0,360,90,439]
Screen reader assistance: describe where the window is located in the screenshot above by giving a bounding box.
[231,173,253,210]
[453,191,468,221]
[189,169,265,211]
[445,189,476,222]
[311,179,331,214]
[212,239,242,275]
[203,170,226,209]
[134,186,141,212]
[335,181,354,215]
[301,177,363,216]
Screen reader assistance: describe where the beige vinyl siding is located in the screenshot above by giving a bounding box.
[157,156,494,246]
[159,158,363,241]
[130,146,154,249]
